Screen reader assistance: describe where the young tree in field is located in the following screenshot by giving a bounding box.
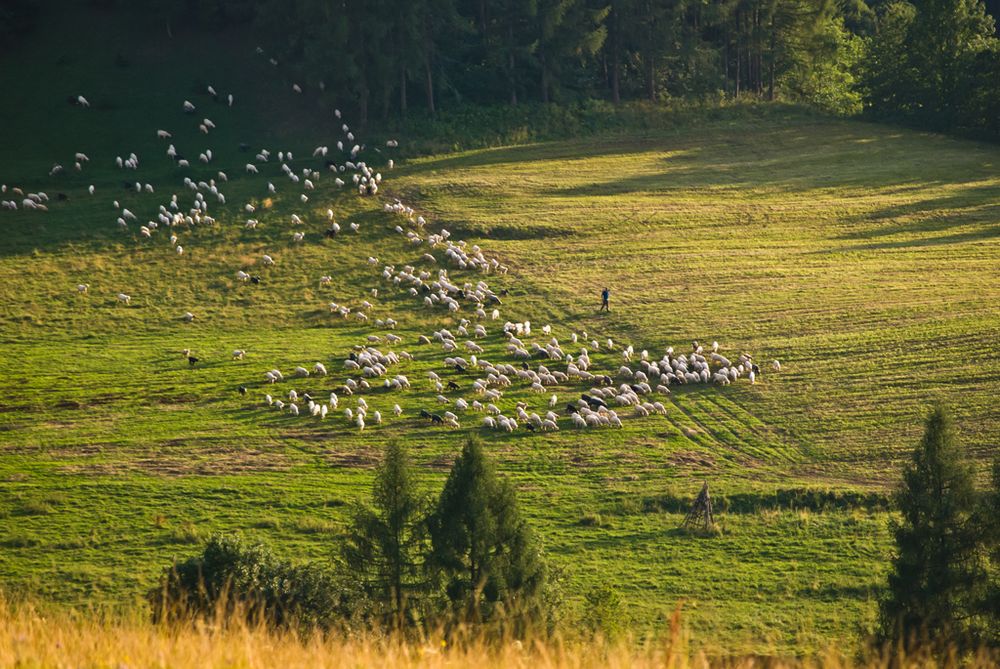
[341,442,428,630]
[427,438,548,629]
[980,459,1000,644]
[877,406,987,650]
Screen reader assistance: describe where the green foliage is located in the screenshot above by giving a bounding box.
[582,583,630,640]
[149,535,356,631]
[341,442,429,630]
[427,438,550,631]
[0,0,38,49]
[779,15,864,115]
[982,459,1000,645]
[877,406,987,649]
[861,0,999,137]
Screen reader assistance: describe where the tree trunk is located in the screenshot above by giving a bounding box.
[400,65,408,114]
[767,14,776,101]
[540,48,549,103]
[508,26,518,106]
[645,44,655,101]
[360,68,369,127]
[735,11,741,97]
[610,5,620,103]
[424,53,436,114]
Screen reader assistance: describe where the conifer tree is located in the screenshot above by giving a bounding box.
[342,441,427,630]
[427,438,548,628]
[878,406,986,649]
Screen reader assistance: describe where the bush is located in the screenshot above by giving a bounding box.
[149,534,361,632]
[582,584,630,641]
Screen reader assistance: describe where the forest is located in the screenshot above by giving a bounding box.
[26,0,991,137]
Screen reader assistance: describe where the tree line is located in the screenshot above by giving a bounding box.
[133,0,1000,138]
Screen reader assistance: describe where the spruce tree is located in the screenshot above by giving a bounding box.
[981,459,1000,644]
[427,438,548,629]
[341,441,427,630]
[878,405,986,650]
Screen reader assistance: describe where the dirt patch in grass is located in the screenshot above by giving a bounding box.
[325,449,380,469]
[60,447,290,476]
[667,450,718,470]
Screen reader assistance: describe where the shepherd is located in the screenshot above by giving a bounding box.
[600,287,610,312]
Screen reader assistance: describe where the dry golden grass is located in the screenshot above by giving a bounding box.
[0,602,995,669]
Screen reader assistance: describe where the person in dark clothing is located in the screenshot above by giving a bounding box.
[600,287,610,312]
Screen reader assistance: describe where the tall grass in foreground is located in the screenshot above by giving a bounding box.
[0,601,996,669]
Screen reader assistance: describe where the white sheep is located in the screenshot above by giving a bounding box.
[117,293,131,305]
[233,350,245,360]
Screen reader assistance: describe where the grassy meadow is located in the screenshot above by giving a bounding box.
[1,1,999,658]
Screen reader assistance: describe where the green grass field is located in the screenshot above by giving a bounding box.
[1,2,998,657]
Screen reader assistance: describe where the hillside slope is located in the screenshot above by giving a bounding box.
[1,2,998,656]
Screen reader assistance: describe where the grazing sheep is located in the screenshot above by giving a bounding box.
[116,293,131,305]
[232,350,245,360]
[313,362,328,376]
[76,284,89,294]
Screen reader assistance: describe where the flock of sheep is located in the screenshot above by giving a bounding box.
[1,47,779,442]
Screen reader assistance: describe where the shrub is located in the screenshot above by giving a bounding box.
[582,584,630,641]
[148,534,359,632]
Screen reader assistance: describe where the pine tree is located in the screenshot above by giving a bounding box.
[981,459,1000,645]
[341,441,427,630]
[877,405,987,650]
[427,438,548,630]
